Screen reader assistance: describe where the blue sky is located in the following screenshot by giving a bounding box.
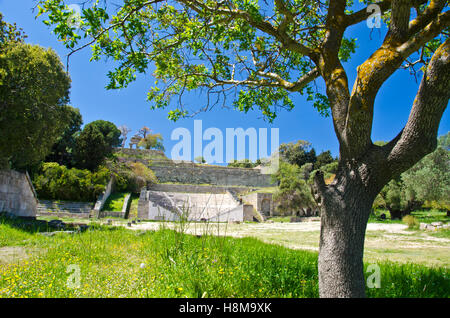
[1,0,449,161]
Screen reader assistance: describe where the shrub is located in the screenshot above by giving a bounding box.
[107,160,158,193]
[33,162,111,202]
[402,215,419,229]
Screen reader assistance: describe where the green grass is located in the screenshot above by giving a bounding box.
[0,216,448,298]
[427,229,450,239]
[267,216,293,223]
[102,192,129,212]
[128,194,140,219]
[369,209,448,224]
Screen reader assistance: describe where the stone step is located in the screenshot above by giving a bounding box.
[37,200,93,214]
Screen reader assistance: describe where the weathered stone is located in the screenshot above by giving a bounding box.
[0,170,37,218]
[39,232,55,237]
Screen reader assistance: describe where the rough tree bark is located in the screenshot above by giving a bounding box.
[313,35,450,297]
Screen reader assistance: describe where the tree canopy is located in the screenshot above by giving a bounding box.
[0,14,72,170]
[45,106,83,167]
[73,120,121,171]
[138,131,165,150]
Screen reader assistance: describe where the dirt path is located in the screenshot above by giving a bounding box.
[126,220,410,234]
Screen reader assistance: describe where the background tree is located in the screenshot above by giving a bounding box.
[118,125,132,148]
[0,12,26,46]
[38,0,450,298]
[374,134,450,218]
[0,15,72,170]
[314,150,335,170]
[137,126,151,138]
[194,156,206,164]
[45,106,83,167]
[438,131,450,151]
[227,158,261,168]
[86,120,122,148]
[73,120,121,171]
[138,132,165,151]
[272,161,317,216]
[279,140,317,167]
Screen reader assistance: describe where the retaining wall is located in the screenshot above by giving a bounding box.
[0,170,37,218]
[149,161,275,187]
[93,176,115,215]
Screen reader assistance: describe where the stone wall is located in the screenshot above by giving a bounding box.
[113,148,167,159]
[93,176,115,216]
[149,183,252,194]
[138,189,150,220]
[36,211,91,219]
[0,170,37,218]
[242,192,273,217]
[115,149,275,188]
[149,161,275,187]
[98,211,125,218]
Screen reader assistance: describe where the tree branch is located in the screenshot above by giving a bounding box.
[408,0,448,37]
[178,0,315,58]
[385,38,450,178]
[345,0,392,27]
[340,9,450,159]
[386,0,412,44]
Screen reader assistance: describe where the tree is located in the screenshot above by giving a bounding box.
[227,158,261,168]
[194,156,206,164]
[0,12,26,45]
[73,124,110,171]
[73,120,121,170]
[45,106,83,167]
[272,161,317,216]
[402,145,450,210]
[314,150,335,170]
[118,125,132,148]
[39,1,450,297]
[438,131,450,151]
[86,120,122,148]
[138,132,165,150]
[375,136,450,218]
[0,14,72,170]
[279,140,317,167]
[137,126,151,138]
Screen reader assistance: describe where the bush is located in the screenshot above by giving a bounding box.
[33,162,111,202]
[108,160,158,193]
[402,215,419,229]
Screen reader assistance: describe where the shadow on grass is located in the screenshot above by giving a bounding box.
[0,213,52,233]
[0,212,122,234]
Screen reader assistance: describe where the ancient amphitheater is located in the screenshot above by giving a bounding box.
[117,149,277,223]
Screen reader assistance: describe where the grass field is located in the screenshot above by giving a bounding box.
[102,192,130,212]
[0,215,448,298]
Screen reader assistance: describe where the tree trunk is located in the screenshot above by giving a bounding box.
[316,169,377,298]
[389,209,404,220]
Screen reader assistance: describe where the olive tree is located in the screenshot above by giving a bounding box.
[37,0,450,297]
